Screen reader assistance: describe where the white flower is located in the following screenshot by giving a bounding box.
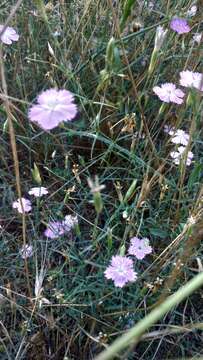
[170,146,194,166]
[20,245,33,259]
[63,215,78,230]
[192,33,202,45]
[164,125,175,135]
[154,26,168,51]
[171,129,189,146]
[28,186,48,197]
[180,70,203,91]
[186,5,197,17]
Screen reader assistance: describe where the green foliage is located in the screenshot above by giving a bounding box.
[0,0,203,359]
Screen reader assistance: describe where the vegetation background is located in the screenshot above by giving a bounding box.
[0,0,203,359]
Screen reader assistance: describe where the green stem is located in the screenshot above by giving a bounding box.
[95,271,203,360]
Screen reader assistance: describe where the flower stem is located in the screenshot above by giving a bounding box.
[95,271,203,360]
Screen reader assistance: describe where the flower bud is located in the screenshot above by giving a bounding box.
[31,163,42,185]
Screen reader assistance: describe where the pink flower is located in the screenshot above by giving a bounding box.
[28,186,48,197]
[170,18,191,34]
[128,237,152,260]
[20,244,33,259]
[104,256,137,288]
[0,25,19,45]
[44,221,65,238]
[28,88,77,130]
[44,215,77,238]
[170,146,194,166]
[171,129,189,146]
[12,198,32,213]
[153,83,185,104]
[179,70,203,91]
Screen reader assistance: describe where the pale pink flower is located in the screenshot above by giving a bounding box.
[0,25,19,45]
[28,88,77,130]
[20,244,33,259]
[153,83,185,104]
[171,129,189,146]
[44,215,77,238]
[179,70,203,91]
[44,221,65,238]
[12,198,32,213]
[28,186,48,197]
[104,255,137,288]
[170,146,194,166]
[128,237,152,260]
[170,18,191,34]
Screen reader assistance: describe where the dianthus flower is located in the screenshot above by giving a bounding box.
[63,214,78,230]
[179,70,203,91]
[44,221,65,239]
[28,88,77,130]
[104,255,137,288]
[128,237,152,260]
[20,244,33,259]
[186,5,197,17]
[0,25,19,44]
[170,146,194,166]
[12,198,32,213]
[192,33,202,45]
[28,187,48,197]
[44,215,78,238]
[171,129,189,146]
[164,125,175,135]
[153,83,185,104]
[170,18,191,34]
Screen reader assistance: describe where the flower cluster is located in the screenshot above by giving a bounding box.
[13,187,48,213]
[164,126,193,166]
[44,215,78,239]
[104,237,152,288]
[153,69,203,106]
[152,11,202,110]
[153,83,184,104]
[170,146,194,166]
[12,187,78,259]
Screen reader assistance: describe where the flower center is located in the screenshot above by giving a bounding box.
[117,266,125,275]
[46,99,59,110]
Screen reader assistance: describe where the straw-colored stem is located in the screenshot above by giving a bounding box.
[95,271,203,360]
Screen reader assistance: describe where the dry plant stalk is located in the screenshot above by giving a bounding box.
[136,164,165,208]
[0,0,32,299]
[157,206,203,304]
